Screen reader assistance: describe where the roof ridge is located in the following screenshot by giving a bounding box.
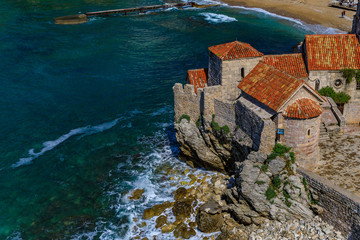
[264,53,302,57]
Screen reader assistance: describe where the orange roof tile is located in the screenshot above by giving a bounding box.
[305,34,360,71]
[263,54,308,78]
[209,41,263,61]
[238,62,303,112]
[186,68,208,93]
[283,98,323,119]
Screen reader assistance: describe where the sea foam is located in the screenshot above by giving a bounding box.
[12,110,142,168]
[199,12,237,24]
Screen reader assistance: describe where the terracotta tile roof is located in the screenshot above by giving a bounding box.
[186,68,208,93]
[209,41,263,61]
[263,54,308,78]
[283,98,323,119]
[305,34,360,71]
[238,62,303,112]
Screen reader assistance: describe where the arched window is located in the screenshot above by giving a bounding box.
[307,129,311,136]
[241,68,245,78]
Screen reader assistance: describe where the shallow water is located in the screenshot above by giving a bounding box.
[0,0,340,239]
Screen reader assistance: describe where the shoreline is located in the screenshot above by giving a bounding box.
[220,0,354,33]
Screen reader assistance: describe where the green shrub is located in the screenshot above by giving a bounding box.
[356,70,360,82]
[261,164,268,173]
[272,175,281,190]
[302,178,308,192]
[178,114,190,123]
[265,187,277,200]
[273,143,291,156]
[333,92,351,104]
[221,125,230,134]
[340,68,356,83]
[289,152,295,164]
[211,115,231,135]
[318,86,351,104]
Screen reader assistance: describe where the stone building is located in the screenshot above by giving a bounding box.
[173,34,357,170]
[174,12,360,169]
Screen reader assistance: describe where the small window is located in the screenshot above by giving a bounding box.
[307,129,311,136]
[334,79,343,88]
[357,81,360,90]
[315,79,320,91]
[241,68,245,78]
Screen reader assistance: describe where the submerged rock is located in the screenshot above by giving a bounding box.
[129,189,145,200]
[142,208,155,220]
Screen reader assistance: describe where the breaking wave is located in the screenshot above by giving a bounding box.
[199,12,237,24]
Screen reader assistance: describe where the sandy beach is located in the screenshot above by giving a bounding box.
[221,0,355,32]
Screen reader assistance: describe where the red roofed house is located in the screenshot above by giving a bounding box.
[174,27,360,170]
[302,34,360,124]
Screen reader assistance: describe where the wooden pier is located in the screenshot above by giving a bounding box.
[54,2,214,25]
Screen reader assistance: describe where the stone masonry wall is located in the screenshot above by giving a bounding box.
[282,116,321,170]
[298,168,360,239]
[173,83,224,123]
[173,83,202,122]
[221,57,262,101]
[208,52,222,86]
[234,97,276,154]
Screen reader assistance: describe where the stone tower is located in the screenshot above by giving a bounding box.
[352,1,360,37]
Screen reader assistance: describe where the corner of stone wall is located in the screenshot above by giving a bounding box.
[173,83,202,123]
[297,168,360,239]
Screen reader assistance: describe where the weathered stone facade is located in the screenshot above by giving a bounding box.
[282,116,321,170]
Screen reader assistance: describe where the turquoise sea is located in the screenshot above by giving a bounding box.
[0,0,340,239]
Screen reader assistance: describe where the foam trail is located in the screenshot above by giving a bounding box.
[200,12,237,24]
[12,118,120,168]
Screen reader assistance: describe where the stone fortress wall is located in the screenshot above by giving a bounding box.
[298,168,360,239]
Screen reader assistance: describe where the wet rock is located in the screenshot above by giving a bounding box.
[151,201,171,216]
[173,222,196,239]
[129,189,145,200]
[196,199,224,233]
[161,224,176,233]
[173,187,188,200]
[155,215,167,229]
[142,208,155,220]
[172,197,197,220]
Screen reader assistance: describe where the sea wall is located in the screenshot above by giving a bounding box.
[298,168,360,239]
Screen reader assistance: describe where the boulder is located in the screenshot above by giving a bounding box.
[142,208,155,220]
[161,224,176,233]
[155,215,167,228]
[173,187,188,200]
[172,198,197,220]
[151,201,171,216]
[173,223,196,239]
[196,200,224,233]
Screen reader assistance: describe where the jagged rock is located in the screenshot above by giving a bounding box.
[196,199,224,233]
[172,197,197,220]
[142,208,155,220]
[128,189,145,200]
[173,223,196,239]
[155,215,167,228]
[175,119,227,172]
[268,156,285,175]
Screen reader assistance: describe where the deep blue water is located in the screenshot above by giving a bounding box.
[0,0,337,239]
